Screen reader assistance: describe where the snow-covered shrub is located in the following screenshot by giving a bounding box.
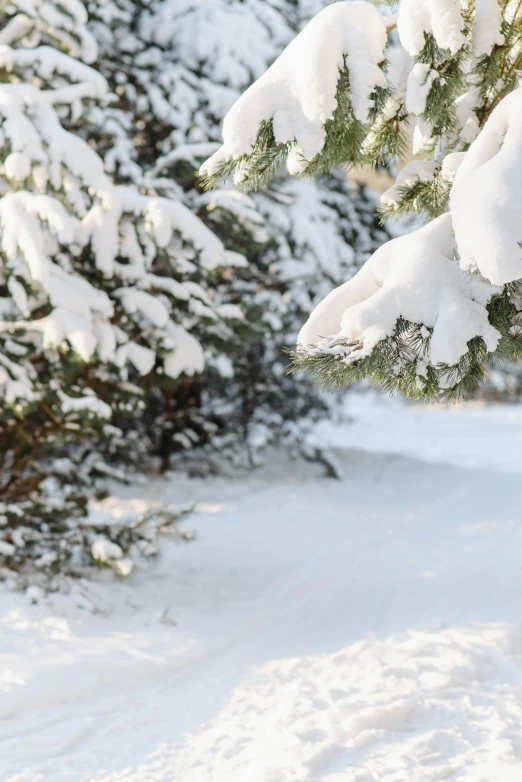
[0,494,193,585]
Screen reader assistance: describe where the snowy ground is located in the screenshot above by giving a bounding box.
[4,395,522,781]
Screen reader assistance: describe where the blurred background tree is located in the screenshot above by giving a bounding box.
[84,0,389,468]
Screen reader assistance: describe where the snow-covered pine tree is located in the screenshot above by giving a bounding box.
[79,0,267,466]
[0,0,238,574]
[201,0,522,402]
[84,0,389,462]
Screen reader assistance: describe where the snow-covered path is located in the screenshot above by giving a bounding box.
[4,397,522,781]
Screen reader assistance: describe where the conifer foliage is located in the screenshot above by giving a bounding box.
[202,0,522,402]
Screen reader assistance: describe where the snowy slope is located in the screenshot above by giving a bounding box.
[3,402,522,781]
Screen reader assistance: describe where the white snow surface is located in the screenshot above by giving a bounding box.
[202,1,387,175]
[5,397,522,780]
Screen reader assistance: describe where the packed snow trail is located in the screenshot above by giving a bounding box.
[4,399,522,780]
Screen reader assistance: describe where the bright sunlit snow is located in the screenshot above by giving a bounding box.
[4,397,522,781]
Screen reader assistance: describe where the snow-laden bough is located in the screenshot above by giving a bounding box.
[294,214,503,398]
[200,1,387,185]
[397,0,467,57]
[450,88,522,286]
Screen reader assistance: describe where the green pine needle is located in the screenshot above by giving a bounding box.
[287,283,522,404]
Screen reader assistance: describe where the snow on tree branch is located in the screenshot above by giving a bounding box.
[293,75,522,399]
[197,0,522,401]
[472,0,504,56]
[298,214,500,369]
[2,0,98,63]
[200,1,387,187]
[0,45,107,96]
[450,88,522,286]
[397,0,467,57]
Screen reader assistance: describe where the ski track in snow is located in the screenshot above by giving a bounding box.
[4,399,522,780]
